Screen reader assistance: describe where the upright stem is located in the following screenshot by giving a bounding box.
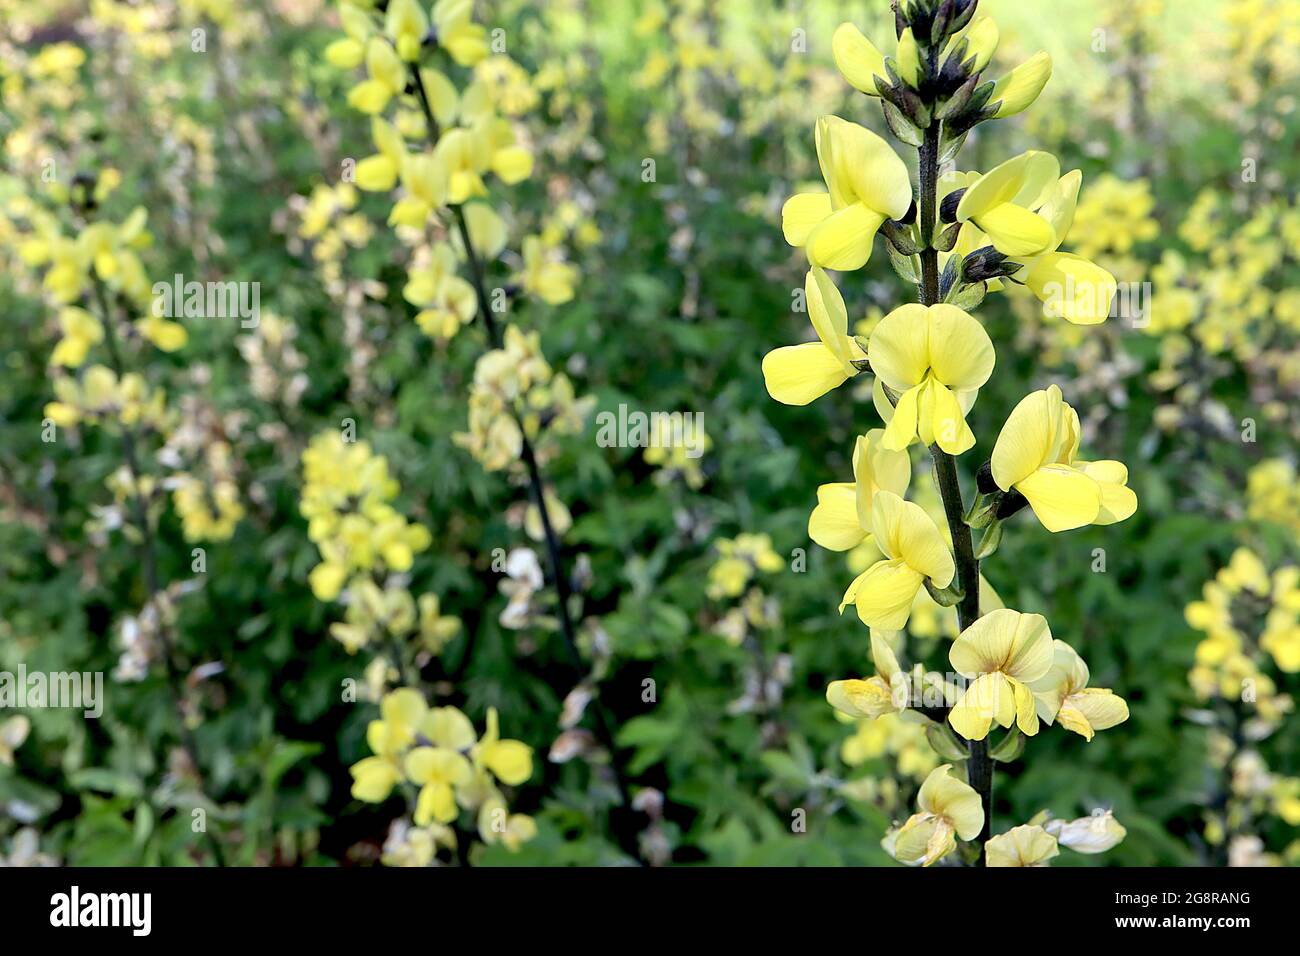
[92,278,227,867]
[409,66,639,856]
[915,120,991,859]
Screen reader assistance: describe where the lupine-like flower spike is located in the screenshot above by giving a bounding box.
[766,2,1136,866]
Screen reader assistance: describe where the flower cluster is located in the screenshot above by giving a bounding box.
[299,430,433,605]
[454,326,594,472]
[1186,548,1298,719]
[350,689,537,863]
[765,1,1133,866]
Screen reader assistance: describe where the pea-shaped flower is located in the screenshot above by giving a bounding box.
[984,824,1059,867]
[868,303,995,455]
[956,150,1060,257]
[991,384,1137,533]
[763,267,864,405]
[808,429,910,552]
[947,609,1055,740]
[781,116,912,271]
[1017,170,1119,325]
[1030,640,1130,741]
[889,764,985,866]
[839,491,955,630]
[825,632,906,719]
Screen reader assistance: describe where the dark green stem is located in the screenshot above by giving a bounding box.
[409,65,640,858]
[916,118,991,860]
[92,278,227,867]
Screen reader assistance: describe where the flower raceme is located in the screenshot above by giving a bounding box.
[808,429,910,552]
[947,609,1055,741]
[839,491,955,631]
[890,764,985,866]
[868,303,995,455]
[762,267,865,405]
[990,384,1137,533]
[781,116,911,271]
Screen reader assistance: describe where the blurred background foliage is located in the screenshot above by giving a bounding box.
[0,0,1297,866]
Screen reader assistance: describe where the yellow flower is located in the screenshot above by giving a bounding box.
[434,128,489,203]
[808,429,910,552]
[830,22,887,95]
[355,117,407,192]
[347,37,406,115]
[406,746,473,825]
[989,51,1052,118]
[948,609,1055,740]
[324,3,372,70]
[826,632,905,719]
[433,0,489,67]
[1030,640,1129,741]
[957,17,999,73]
[389,150,448,227]
[868,303,995,454]
[49,307,103,368]
[839,491,955,630]
[781,116,911,271]
[385,0,428,62]
[518,236,577,305]
[956,150,1059,257]
[985,824,1059,866]
[472,707,533,786]
[762,267,865,405]
[990,384,1137,533]
[1017,170,1119,325]
[889,764,984,866]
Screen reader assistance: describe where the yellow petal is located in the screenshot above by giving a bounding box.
[1017,464,1102,533]
[839,559,923,630]
[826,676,898,718]
[918,764,984,840]
[949,672,1013,740]
[975,202,1056,257]
[1070,688,1129,734]
[880,382,919,451]
[355,155,399,192]
[806,267,851,367]
[761,342,851,406]
[985,824,1059,866]
[991,51,1053,118]
[868,303,930,390]
[782,192,833,246]
[926,381,976,455]
[925,304,995,391]
[482,739,533,785]
[990,386,1063,489]
[871,491,955,587]
[1077,460,1137,525]
[949,608,1055,682]
[809,482,866,551]
[807,203,885,271]
[1026,252,1117,325]
[831,22,886,95]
